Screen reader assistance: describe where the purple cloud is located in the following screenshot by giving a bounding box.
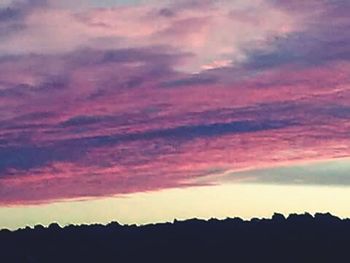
[0,0,349,204]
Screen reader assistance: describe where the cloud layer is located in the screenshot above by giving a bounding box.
[0,0,349,204]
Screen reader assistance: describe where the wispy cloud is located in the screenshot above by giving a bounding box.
[0,0,349,204]
[214,158,350,186]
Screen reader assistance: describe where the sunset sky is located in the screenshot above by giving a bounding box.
[0,0,349,230]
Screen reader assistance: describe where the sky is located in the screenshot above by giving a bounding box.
[0,0,349,229]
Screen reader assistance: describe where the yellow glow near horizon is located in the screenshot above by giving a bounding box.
[1,183,350,230]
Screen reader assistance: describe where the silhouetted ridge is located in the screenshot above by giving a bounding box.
[1,213,350,263]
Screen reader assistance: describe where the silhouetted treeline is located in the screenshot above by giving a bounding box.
[1,213,350,263]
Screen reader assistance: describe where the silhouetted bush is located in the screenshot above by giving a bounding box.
[0,213,349,263]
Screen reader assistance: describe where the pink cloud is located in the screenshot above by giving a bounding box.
[0,0,296,72]
[0,0,349,205]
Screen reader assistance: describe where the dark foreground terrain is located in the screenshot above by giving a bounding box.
[1,213,350,263]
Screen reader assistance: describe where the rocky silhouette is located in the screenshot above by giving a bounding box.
[1,213,349,263]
